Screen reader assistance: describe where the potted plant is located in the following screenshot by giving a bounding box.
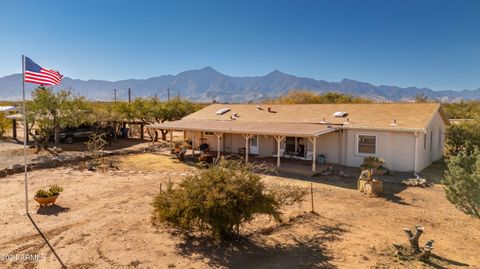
[362,156,385,168]
[34,185,64,207]
[360,156,388,176]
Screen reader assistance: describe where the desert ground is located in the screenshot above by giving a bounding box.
[1,148,479,269]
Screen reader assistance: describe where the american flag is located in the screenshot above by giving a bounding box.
[24,57,63,86]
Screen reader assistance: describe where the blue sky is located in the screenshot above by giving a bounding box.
[1,0,479,91]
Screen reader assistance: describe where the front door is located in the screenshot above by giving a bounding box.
[250,135,259,155]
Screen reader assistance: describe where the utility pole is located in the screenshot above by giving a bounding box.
[154,93,158,101]
[167,88,170,101]
[114,89,117,103]
[128,88,131,103]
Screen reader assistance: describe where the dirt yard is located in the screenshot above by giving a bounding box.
[0,153,479,269]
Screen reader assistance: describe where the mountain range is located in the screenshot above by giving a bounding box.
[1,67,479,102]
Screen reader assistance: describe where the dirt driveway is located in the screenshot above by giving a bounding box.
[0,153,479,269]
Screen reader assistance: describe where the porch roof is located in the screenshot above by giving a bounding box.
[148,119,337,137]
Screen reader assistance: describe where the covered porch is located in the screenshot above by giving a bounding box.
[148,119,339,175]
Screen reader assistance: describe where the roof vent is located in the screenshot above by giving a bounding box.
[256,106,263,110]
[333,111,348,117]
[343,118,350,124]
[216,108,230,115]
[320,117,327,124]
[390,119,398,126]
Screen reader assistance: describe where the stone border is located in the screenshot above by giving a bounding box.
[0,146,152,178]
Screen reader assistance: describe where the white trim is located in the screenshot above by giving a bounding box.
[250,134,259,155]
[355,133,377,156]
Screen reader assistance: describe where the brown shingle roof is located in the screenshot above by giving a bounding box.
[182,103,448,131]
[148,103,449,136]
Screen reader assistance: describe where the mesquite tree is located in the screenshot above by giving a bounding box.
[443,149,480,218]
[115,97,199,141]
[26,87,91,149]
[445,121,480,156]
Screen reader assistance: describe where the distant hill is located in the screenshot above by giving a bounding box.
[1,67,479,102]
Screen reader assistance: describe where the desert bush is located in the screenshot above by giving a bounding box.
[152,159,307,239]
[0,112,12,138]
[266,90,373,104]
[445,121,480,156]
[443,149,480,218]
[442,101,480,119]
[85,132,108,156]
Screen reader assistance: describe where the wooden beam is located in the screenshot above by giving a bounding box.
[140,124,144,140]
[273,135,285,167]
[169,129,173,153]
[214,132,223,159]
[242,134,253,162]
[312,136,317,172]
[191,130,195,158]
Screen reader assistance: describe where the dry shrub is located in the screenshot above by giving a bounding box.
[152,158,307,239]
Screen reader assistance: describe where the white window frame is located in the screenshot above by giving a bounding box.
[356,133,377,156]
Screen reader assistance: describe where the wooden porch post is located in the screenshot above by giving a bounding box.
[242,134,253,162]
[308,136,317,172]
[140,123,144,140]
[214,132,223,159]
[169,129,173,153]
[150,127,155,149]
[274,135,285,167]
[191,130,196,157]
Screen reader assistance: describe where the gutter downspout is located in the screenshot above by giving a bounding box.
[413,132,418,173]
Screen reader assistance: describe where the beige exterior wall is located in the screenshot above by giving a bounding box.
[341,111,446,172]
[179,111,446,172]
[342,129,416,172]
[416,113,446,172]
[184,131,222,151]
[316,131,342,164]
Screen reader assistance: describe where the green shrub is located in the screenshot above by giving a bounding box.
[152,159,306,239]
[48,185,64,196]
[35,185,64,198]
[0,112,12,138]
[360,156,385,169]
[443,150,480,218]
[35,189,50,198]
[445,122,480,156]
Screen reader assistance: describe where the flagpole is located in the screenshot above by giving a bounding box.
[22,55,29,214]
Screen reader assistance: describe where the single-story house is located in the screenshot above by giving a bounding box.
[148,103,449,173]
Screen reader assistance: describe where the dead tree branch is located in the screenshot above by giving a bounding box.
[403,226,423,253]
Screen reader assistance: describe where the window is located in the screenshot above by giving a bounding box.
[204,132,214,136]
[357,135,376,154]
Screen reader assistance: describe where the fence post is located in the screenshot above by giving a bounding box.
[310,183,315,213]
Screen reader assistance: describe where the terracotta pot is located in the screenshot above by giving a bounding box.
[34,195,59,207]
